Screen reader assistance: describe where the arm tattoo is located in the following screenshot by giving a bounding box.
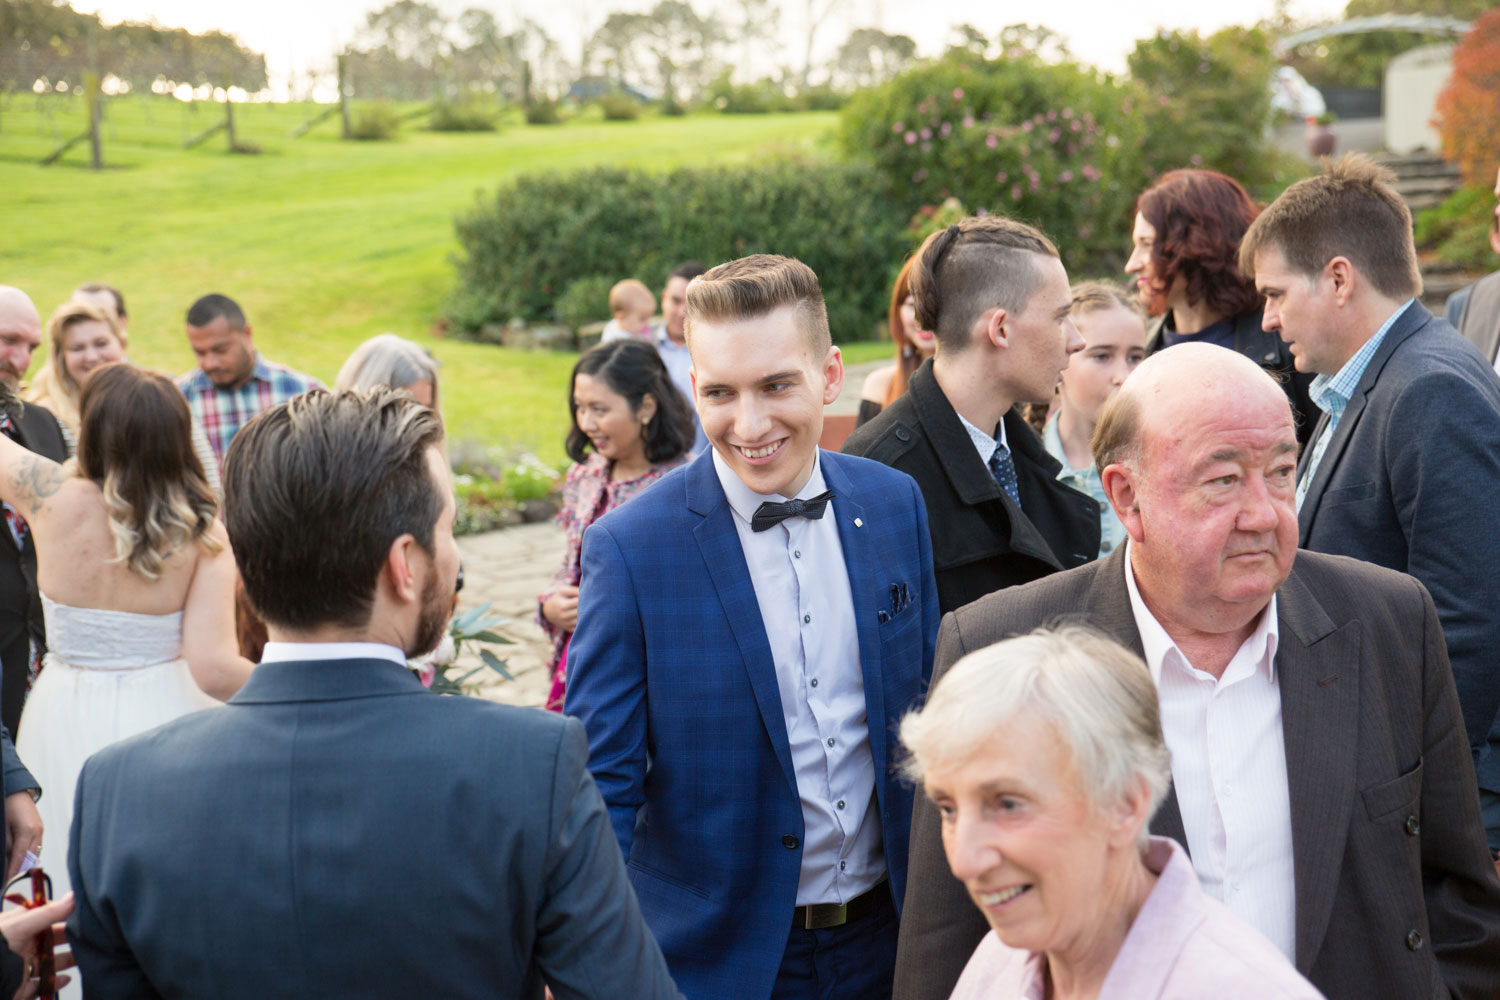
[9,455,66,516]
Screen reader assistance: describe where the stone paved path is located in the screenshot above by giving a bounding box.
[455,367,889,709]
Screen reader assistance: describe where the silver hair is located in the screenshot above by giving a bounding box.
[900,625,1172,843]
[335,334,441,409]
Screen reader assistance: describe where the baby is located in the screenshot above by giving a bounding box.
[600,278,656,343]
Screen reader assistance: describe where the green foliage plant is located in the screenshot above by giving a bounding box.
[554,275,618,330]
[447,161,905,343]
[348,102,401,140]
[525,99,562,125]
[429,100,500,132]
[1126,27,1281,190]
[839,49,1147,275]
[1415,185,1497,272]
[599,93,642,121]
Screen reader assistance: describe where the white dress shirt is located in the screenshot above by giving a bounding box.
[712,449,884,906]
[1124,544,1298,961]
[260,641,409,666]
[955,409,1009,467]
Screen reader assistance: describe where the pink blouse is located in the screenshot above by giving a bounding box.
[537,452,685,706]
[948,837,1323,1000]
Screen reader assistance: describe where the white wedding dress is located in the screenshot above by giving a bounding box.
[16,594,220,903]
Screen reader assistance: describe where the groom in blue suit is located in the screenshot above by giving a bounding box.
[567,255,939,999]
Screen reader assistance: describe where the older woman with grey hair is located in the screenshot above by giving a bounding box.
[335,334,441,411]
[901,626,1321,1000]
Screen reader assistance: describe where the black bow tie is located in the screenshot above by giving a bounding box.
[751,490,836,532]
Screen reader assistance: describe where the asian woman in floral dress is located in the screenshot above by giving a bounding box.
[538,339,694,711]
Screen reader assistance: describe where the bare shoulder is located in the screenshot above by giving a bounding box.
[860,364,897,402]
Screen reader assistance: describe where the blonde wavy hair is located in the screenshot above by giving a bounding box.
[22,298,127,434]
[77,363,220,579]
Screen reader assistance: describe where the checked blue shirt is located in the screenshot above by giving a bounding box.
[1296,299,1413,511]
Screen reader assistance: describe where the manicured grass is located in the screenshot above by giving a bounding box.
[1,97,844,464]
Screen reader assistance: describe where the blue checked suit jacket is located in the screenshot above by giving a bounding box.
[566,448,939,1000]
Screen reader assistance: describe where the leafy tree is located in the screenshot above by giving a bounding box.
[1434,6,1500,187]
[1283,0,1488,89]
[833,27,916,89]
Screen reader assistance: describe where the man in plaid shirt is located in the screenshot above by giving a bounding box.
[178,294,323,470]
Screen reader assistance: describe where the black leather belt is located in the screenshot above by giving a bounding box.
[793,880,889,930]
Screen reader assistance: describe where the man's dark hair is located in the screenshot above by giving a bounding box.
[222,388,446,631]
[911,215,1060,353]
[186,293,246,330]
[566,339,695,465]
[669,261,707,283]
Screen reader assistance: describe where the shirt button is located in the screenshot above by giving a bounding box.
[1406,929,1423,951]
[810,678,818,688]
[803,613,812,624]
[1221,785,1233,799]
[837,800,845,810]
[782,835,799,850]
[839,860,846,871]
[826,737,835,747]
[1404,815,1420,836]
[794,550,801,559]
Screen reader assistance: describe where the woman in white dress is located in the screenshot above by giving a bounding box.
[0,363,250,907]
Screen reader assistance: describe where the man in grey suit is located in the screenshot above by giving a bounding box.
[1242,154,1500,853]
[1443,164,1500,366]
[893,344,1500,1000]
[66,388,681,1000]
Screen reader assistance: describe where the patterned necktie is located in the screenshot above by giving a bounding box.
[751,490,835,532]
[989,444,1022,508]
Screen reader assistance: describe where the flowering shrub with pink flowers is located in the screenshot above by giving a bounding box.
[839,50,1148,274]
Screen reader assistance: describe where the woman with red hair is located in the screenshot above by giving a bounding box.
[856,253,937,428]
[1125,169,1315,442]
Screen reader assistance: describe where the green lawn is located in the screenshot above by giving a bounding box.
[1,97,857,465]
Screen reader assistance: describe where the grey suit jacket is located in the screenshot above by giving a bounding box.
[1452,270,1500,364]
[66,658,682,1000]
[893,548,1500,1000]
[1296,303,1500,793]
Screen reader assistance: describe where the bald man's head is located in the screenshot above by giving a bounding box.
[0,286,43,387]
[1093,343,1291,473]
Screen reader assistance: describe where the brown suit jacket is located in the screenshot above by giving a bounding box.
[893,547,1500,1000]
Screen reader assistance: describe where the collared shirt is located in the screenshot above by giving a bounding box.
[712,449,883,906]
[948,838,1321,1000]
[1124,543,1297,961]
[954,409,1010,468]
[1043,414,1125,557]
[178,354,323,470]
[1297,298,1414,509]
[260,641,407,666]
[652,325,708,455]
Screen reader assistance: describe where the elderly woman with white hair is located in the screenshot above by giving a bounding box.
[901,626,1321,1000]
[335,334,440,410]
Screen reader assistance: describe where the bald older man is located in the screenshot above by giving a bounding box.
[0,286,59,994]
[893,344,1500,1000]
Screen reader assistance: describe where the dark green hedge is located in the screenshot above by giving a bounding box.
[446,162,907,342]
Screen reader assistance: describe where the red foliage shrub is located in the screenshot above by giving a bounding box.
[1434,7,1500,187]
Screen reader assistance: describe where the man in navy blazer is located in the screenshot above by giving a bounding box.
[1243,153,1500,852]
[566,255,939,999]
[66,388,680,1000]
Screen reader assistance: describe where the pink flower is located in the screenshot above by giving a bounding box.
[1158,95,1170,106]
[940,122,952,137]
[1029,177,1040,191]
[996,170,1008,183]
[416,663,436,688]
[1070,119,1081,132]
[892,122,905,134]
[1062,107,1073,118]
[1047,109,1057,122]
[904,131,917,144]
[1190,154,1203,166]
[1048,127,1061,143]
[1059,169,1074,182]
[962,115,975,128]
[1021,120,1034,132]
[985,133,999,149]
[953,87,964,100]
[1082,163,1101,181]
[1011,184,1023,200]
[920,127,932,140]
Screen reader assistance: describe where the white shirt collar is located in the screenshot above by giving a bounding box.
[711,448,828,526]
[954,409,1010,466]
[1122,540,1279,683]
[259,641,408,666]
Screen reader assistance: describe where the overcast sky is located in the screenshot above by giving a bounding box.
[80,0,1349,94]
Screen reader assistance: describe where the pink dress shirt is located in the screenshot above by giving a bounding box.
[947,837,1323,999]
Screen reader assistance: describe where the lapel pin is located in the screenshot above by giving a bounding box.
[853,517,863,528]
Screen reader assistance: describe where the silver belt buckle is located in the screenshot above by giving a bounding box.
[802,901,848,929]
